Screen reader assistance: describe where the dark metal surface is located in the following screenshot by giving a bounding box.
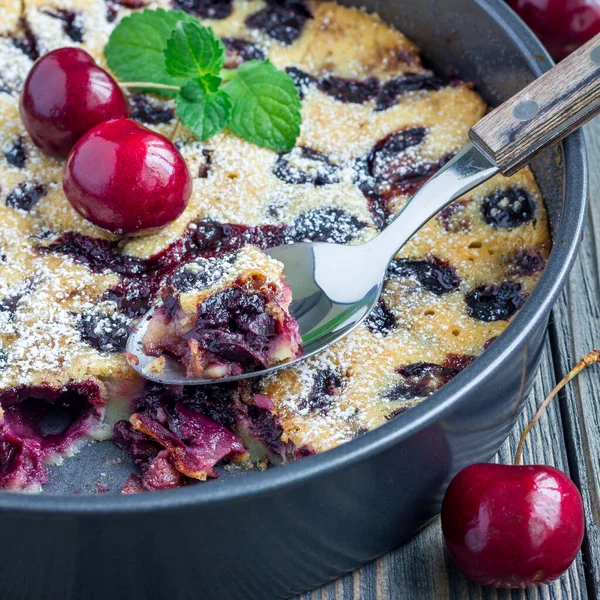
[0,2,588,599]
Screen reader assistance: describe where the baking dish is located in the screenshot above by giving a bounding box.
[0,1,587,598]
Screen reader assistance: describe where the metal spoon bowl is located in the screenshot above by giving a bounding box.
[126,144,497,385]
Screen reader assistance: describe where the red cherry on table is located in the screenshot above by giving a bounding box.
[63,118,192,235]
[441,463,584,588]
[20,48,130,158]
[508,0,600,61]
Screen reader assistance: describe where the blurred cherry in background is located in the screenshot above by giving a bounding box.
[508,0,600,60]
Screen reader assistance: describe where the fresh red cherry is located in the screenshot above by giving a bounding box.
[20,47,130,158]
[441,463,584,588]
[63,118,192,235]
[440,350,599,589]
[508,0,600,61]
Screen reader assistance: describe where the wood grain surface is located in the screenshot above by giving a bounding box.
[470,36,600,176]
[296,118,600,600]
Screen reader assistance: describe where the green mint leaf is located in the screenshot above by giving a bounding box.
[223,60,302,152]
[177,77,232,141]
[165,21,225,79]
[104,8,195,95]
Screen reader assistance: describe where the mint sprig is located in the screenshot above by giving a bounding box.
[177,78,231,140]
[104,9,196,94]
[165,21,225,78]
[105,9,301,152]
[224,61,302,153]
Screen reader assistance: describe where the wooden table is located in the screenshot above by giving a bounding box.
[297,118,600,600]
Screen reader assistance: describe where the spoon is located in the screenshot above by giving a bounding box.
[127,34,600,385]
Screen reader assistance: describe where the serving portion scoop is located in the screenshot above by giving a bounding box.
[127,34,600,385]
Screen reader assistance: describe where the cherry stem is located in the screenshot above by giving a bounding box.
[171,118,182,142]
[514,349,600,466]
[219,69,237,83]
[119,82,181,92]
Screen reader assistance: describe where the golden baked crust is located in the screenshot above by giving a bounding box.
[0,0,551,486]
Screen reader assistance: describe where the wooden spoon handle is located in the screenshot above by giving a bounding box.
[470,33,600,176]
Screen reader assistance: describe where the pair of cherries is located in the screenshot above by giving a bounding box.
[20,48,191,234]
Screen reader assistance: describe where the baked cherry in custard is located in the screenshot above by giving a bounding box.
[63,118,192,235]
[19,48,129,158]
[142,247,302,380]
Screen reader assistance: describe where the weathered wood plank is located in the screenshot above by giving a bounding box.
[549,117,600,600]
[296,339,588,599]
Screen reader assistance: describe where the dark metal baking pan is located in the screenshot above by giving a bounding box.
[0,1,587,598]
